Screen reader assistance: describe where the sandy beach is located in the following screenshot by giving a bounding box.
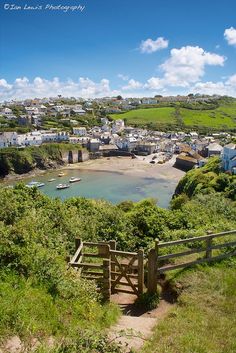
[64,155,185,182]
[1,155,185,184]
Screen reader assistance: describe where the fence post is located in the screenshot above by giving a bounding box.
[102,258,111,302]
[137,249,144,295]
[206,231,213,260]
[109,240,116,283]
[147,248,158,295]
[75,238,81,250]
[66,255,71,263]
[98,244,110,258]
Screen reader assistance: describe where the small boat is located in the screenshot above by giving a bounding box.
[56,183,70,190]
[37,182,45,188]
[69,177,81,183]
[58,172,65,177]
[26,181,45,188]
[48,178,56,182]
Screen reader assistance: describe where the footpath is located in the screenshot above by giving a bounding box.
[109,292,174,352]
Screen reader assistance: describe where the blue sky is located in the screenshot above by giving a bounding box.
[0,0,236,100]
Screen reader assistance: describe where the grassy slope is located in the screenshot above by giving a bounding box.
[181,105,236,128]
[111,107,176,125]
[142,260,236,353]
[111,103,236,130]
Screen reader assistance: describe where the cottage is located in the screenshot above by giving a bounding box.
[73,127,87,136]
[134,142,157,155]
[89,138,100,152]
[222,144,236,172]
[206,143,223,157]
[175,151,202,171]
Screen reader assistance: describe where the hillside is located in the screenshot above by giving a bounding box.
[0,143,82,178]
[0,158,236,352]
[110,99,236,132]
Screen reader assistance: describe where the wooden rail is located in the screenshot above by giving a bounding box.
[69,238,144,301]
[147,230,236,294]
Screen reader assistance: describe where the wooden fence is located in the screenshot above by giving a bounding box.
[147,230,236,294]
[69,239,144,301]
[68,230,236,300]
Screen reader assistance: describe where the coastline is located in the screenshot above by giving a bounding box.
[1,156,185,184]
[63,155,185,182]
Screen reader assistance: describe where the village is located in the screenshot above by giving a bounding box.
[0,96,236,174]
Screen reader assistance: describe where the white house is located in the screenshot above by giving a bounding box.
[112,119,125,134]
[116,137,137,151]
[17,132,42,147]
[57,132,69,142]
[89,138,100,152]
[222,143,236,172]
[25,106,39,115]
[101,117,109,125]
[0,132,18,148]
[206,143,223,157]
[1,108,13,116]
[41,132,58,142]
[71,108,86,115]
[73,127,87,136]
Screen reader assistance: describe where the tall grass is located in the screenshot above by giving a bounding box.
[142,260,236,353]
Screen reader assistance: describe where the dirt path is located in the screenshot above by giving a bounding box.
[109,293,174,352]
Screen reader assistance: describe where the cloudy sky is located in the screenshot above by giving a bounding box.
[0,0,236,100]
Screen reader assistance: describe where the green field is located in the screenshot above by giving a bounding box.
[111,107,176,126]
[181,105,236,128]
[111,103,236,130]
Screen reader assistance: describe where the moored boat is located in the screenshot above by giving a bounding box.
[69,177,81,183]
[26,181,45,188]
[48,178,56,182]
[58,172,65,177]
[56,183,70,190]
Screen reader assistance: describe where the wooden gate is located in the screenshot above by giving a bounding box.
[110,249,144,295]
[69,239,145,300]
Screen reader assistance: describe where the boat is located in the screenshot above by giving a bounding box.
[69,177,81,183]
[48,178,56,182]
[26,181,45,188]
[56,183,70,190]
[58,172,65,177]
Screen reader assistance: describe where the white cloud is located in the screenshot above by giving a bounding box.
[140,37,168,54]
[193,81,227,95]
[144,77,163,90]
[224,27,236,46]
[0,77,119,101]
[160,46,225,87]
[0,79,12,90]
[122,79,143,91]
[226,74,236,86]
[192,74,236,97]
[117,74,129,81]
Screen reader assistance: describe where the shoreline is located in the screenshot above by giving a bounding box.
[63,155,185,181]
[1,156,185,184]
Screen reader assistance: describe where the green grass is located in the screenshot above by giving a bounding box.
[111,107,176,126]
[181,107,236,128]
[110,103,236,130]
[142,260,236,353]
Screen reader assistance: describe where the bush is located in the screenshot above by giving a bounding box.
[135,291,160,310]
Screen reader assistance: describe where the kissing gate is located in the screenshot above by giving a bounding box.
[68,239,144,300]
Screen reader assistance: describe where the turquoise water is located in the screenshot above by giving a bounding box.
[14,170,177,208]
